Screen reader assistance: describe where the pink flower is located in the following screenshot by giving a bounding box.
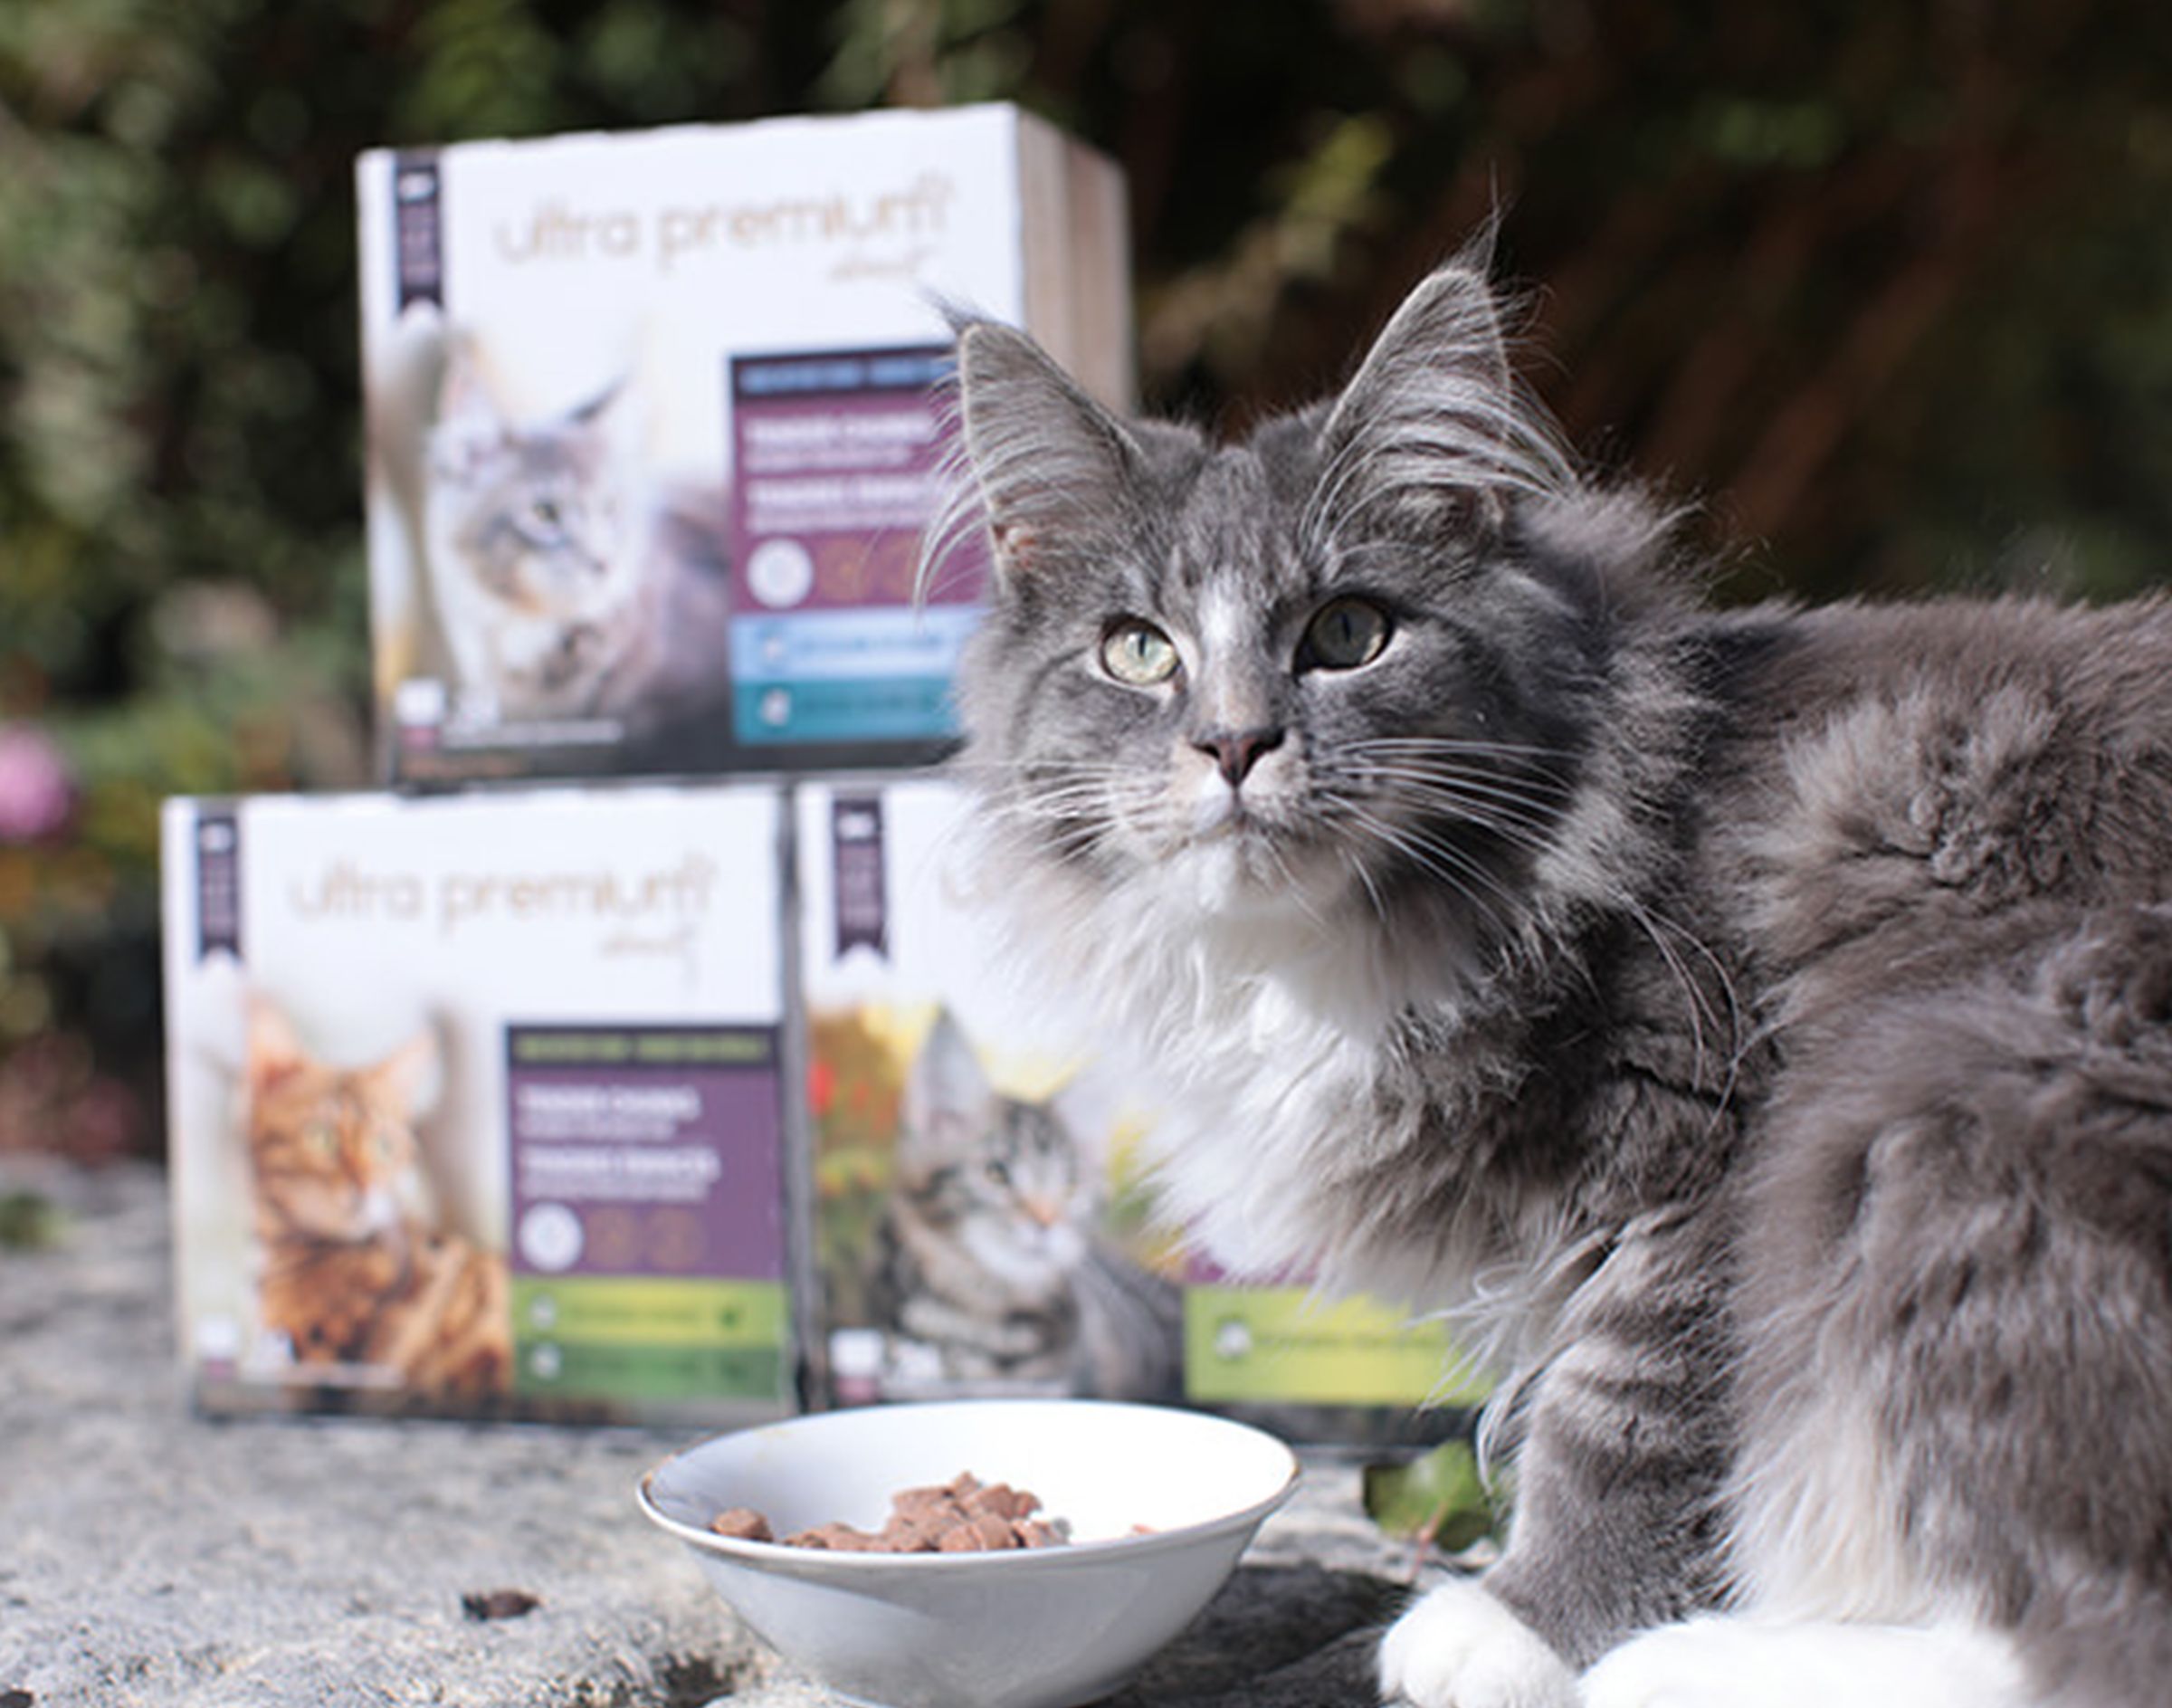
[0,724,75,844]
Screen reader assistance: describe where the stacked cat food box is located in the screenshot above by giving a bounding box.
[162,102,1473,1436]
[356,105,1129,784]
[163,787,795,1421]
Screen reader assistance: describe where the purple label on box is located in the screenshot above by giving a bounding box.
[193,806,242,962]
[729,344,980,613]
[831,794,888,959]
[392,152,443,310]
[724,346,987,748]
[505,1025,785,1282]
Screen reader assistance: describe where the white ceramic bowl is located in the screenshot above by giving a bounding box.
[638,1398,1300,1708]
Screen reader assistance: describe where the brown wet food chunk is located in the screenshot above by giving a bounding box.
[711,1472,1072,1554]
[708,1506,774,1542]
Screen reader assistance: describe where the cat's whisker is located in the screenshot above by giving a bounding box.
[1339,842,1393,924]
[1390,806,1561,860]
[1337,774,1570,863]
[1262,835,1338,934]
[1377,764,1572,816]
[1377,758,1573,790]
[1329,797,1529,949]
[1342,736,1576,768]
[1348,758,1561,781]
[1347,731,1571,755]
[1348,765,1575,829]
[1617,897,1716,1089]
[1617,900,1749,1131]
[971,766,1154,837]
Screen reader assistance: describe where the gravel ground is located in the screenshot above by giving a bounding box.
[0,1160,1438,1708]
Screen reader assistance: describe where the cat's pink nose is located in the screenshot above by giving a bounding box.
[1195,726,1285,787]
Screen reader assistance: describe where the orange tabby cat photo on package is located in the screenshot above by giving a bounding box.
[238,993,510,1396]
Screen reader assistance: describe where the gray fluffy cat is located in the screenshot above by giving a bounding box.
[868,1008,1183,1400]
[941,258,2172,1707]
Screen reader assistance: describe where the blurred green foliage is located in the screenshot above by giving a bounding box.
[2,0,2167,1158]
[1364,1436,1503,1558]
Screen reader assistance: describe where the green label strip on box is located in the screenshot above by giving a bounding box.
[1184,1285,1492,1408]
[511,1277,787,1401]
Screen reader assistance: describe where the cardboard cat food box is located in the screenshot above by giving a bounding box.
[160,785,801,1423]
[796,776,1476,1441]
[356,103,1132,786]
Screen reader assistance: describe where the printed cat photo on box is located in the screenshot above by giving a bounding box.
[813,1001,1184,1405]
[868,1006,1184,1398]
[239,992,510,1399]
[938,245,2172,1706]
[367,304,734,745]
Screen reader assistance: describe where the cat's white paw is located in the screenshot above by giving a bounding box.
[1581,1616,2026,1708]
[1379,1577,1582,1708]
[1579,1619,1785,1708]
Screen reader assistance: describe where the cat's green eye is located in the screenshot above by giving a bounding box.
[1100,619,1180,687]
[985,1159,1012,1188]
[1301,597,1392,671]
[303,1121,338,1158]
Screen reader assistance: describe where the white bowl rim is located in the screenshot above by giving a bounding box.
[636,1397,1302,1571]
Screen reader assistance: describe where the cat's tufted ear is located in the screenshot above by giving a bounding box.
[245,997,307,1087]
[903,1008,996,1144]
[953,321,1140,581]
[370,1026,442,1117]
[435,336,500,431]
[430,337,508,478]
[1311,262,1567,539]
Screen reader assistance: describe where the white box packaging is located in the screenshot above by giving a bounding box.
[357,103,1131,784]
[161,784,797,1422]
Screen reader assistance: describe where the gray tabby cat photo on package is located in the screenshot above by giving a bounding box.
[868,1007,1184,1401]
[369,309,733,739]
[938,251,2172,1707]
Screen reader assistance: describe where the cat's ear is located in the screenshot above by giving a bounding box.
[431,337,506,475]
[569,377,622,424]
[369,1027,442,1117]
[1313,262,1565,539]
[436,337,500,429]
[953,322,1139,580]
[903,1009,995,1140]
[245,996,307,1086]
[568,375,639,444]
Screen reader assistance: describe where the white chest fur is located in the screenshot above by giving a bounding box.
[1107,902,1427,1285]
